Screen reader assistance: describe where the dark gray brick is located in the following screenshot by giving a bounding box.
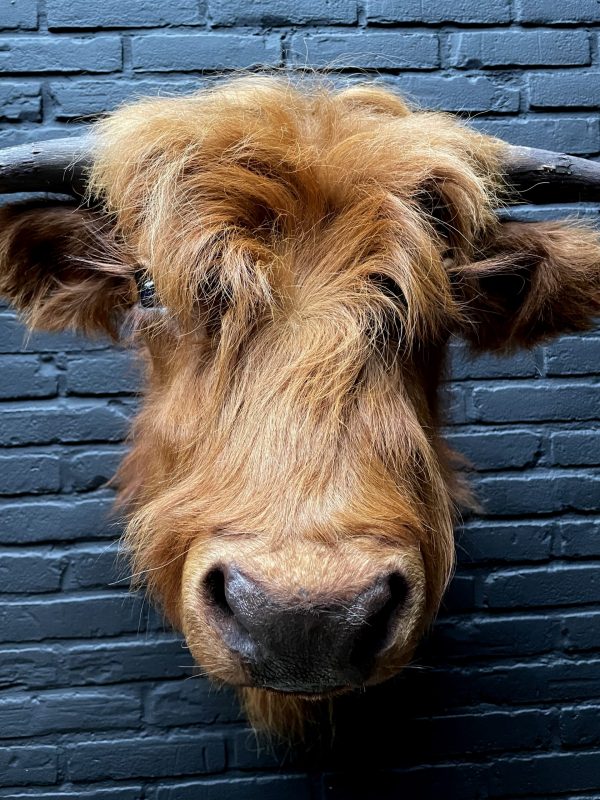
[61,636,187,686]
[529,71,600,108]
[66,734,226,780]
[2,783,143,800]
[0,745,58,787]
[563,608,600,650]
[550,430,600,466]
[0,644,61,688]
[0,492,118,544]
[443,384,467,425]
[456,520,554,564]
[557,518,600,558]
[0,549,65,593]
[0,401,133,447]
[0,124,87,148]
[487,751,600,796]
[0,687,142,738]
[560,704,600,747]
[132,34,281,71]
[0,356,58,399]
[475,470,600,515]
[516,0,600,23]
[432,612,561,658]
[393,73,520,113]
[0,123,83,148]
[482,563,600,608]
[448,31,590,68]
[438,657,600,707]
[0,0,37,30]
[289,32,440,69]
[144,678,241,726]
[0,453,61,495]
[412,708,555,758]
[151,776,315,800]
[446,429,541,470]
[0,311,109,352]
[61,541,122,589]
[0,82,40,121]
[545,336,600,376]
[470,382,600,422]
[65,446,125,491]
[449,342,539,380]
[210,0,357,26]
[50,78,201,119]
[0,36,122,73]
[47,0,202,29]
[0,592,157,642]
[471,116,600,155]
[0,789,143,800]
[368,0,510,24]
[66,351,141,395]
[0,635,185,689]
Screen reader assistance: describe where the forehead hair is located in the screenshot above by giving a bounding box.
[90,76,503,352]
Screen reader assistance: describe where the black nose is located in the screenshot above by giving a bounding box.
[203,566,408,693]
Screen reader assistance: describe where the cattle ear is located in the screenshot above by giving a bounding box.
[0,200,134,338]
[452,220,600,351]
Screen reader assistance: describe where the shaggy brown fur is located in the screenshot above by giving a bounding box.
[0,76,599,736]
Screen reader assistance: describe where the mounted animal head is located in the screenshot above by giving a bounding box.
[1,77,599,735]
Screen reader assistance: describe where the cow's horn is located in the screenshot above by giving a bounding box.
[503,145,600,205]
[2,138,599,205]
[0,135,94,197]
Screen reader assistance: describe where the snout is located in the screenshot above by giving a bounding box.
[202,566,408,693]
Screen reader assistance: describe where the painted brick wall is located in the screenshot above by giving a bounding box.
[0,1,599,798]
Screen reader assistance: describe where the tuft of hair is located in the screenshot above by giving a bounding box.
[239,686,334,742]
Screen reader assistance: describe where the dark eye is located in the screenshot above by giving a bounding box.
[134,269,158,309]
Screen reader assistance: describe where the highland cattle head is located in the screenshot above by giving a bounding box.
[0,77,598,733]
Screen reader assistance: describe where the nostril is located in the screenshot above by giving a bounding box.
[349,572,408,674]
[202,567,258,659]
[203,567,233,618]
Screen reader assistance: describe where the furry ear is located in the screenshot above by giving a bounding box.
[453,220,600,351]
[0,200,134,337]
